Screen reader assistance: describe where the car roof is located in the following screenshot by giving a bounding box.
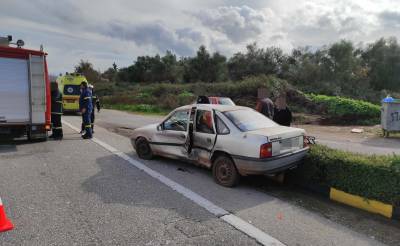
[207,96,229,99]
[175,104,250,112]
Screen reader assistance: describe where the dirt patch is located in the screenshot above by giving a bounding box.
[96,122,136,138]
[295,124,381,141]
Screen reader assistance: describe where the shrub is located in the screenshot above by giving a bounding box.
[307,94,381,119]
[290,145,400,205]
[103,104,165,114]
[102,75,297,109]
[177,91,196,106]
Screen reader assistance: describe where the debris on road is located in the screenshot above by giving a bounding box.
[177,167,187,172]
[351,128,364,133]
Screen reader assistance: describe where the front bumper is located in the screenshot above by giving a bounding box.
[232,147,309,176]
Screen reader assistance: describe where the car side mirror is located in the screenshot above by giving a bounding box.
[157,124,163,131]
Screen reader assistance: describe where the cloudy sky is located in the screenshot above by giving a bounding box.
[2,0,400,74]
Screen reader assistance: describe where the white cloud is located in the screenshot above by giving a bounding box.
[192,6,274,43]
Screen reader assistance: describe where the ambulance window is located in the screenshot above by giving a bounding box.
[64,85,80,95]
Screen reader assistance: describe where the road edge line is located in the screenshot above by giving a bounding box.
[62,119,285,246]
[221,214,284,246]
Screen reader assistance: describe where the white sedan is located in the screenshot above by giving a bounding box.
[131,104,309,187]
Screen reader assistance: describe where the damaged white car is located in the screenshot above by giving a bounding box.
[131,104,309,187]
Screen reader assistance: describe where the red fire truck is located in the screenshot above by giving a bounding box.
[0,36,51,141]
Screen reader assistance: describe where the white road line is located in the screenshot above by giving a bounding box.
[62,120,285,246]
[221,215,283,246]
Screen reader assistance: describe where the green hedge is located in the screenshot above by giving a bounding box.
[290,145,400,205]
[307,94,381,118]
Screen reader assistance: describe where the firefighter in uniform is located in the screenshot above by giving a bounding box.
[89,84,101,133]
[79,81,93,139]
[50,82,63,140]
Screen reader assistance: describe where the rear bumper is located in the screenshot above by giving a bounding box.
[232,147,309,176]
[63,103,79,111]
[0,124,47,138]
[63,97,80,111]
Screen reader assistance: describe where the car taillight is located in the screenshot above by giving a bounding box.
[260,143,272,158]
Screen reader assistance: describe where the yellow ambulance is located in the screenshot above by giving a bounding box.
[56,73,88,112]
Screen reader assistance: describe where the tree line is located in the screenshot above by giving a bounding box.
[75,37,400,102]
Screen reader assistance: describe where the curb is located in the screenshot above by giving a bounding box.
[329,188,393,219]
[299,183,399,220]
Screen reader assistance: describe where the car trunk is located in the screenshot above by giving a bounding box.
[247,126,304,156]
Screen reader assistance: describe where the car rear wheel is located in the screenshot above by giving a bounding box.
[136,137,153,160]
[212,155,239,187]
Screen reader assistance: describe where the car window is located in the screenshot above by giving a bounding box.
[224,109,277,132]
[163,110,189,131]
[196,110,215,134]
[216,116,230,134]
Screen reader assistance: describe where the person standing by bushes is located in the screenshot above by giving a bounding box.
[273,94,292,126]
[256,88,274,119]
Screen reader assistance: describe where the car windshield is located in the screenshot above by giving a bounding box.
[63,85,80,95]
[218,98,235,106]
[224,109,277,132]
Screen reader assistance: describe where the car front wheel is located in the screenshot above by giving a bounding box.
[135,137,153,160]
[212,155,240,187]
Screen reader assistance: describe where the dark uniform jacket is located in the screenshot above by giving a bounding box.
[51,90,63,114]
[79,88,93,113]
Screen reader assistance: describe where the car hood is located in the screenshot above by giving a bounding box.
[246,126,305,140]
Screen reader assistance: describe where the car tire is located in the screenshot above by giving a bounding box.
[135,137,154,160]
[212,155,240,187]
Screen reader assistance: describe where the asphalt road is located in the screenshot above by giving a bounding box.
[0,109,399,245]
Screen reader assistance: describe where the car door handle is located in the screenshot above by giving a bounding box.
[179,134,186,139]
[207,138,212,143]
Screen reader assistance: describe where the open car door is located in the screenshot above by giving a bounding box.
[190,107,217,168]
[152,109,190,159]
